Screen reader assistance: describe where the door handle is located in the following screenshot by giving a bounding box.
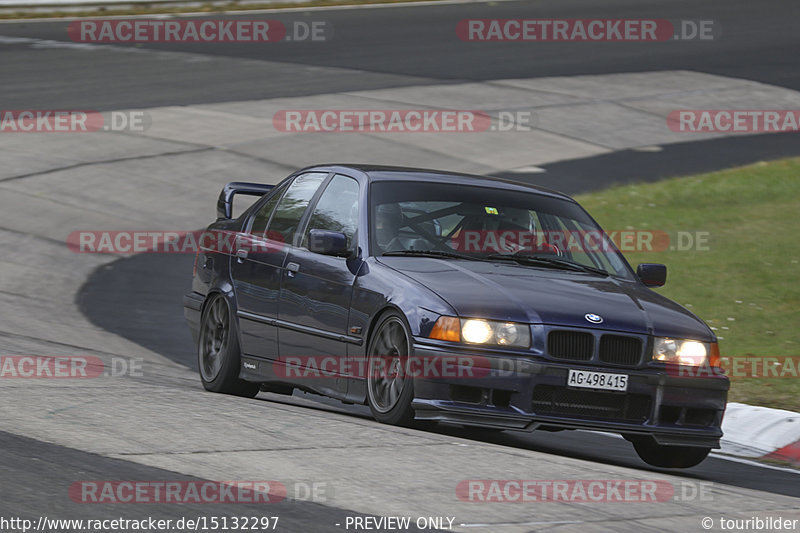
[286,262,300,277]
[236,249,248,263]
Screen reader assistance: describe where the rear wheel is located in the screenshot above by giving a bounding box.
[198,294,259,398]
[366,312,419,427]
[631,437,711,468]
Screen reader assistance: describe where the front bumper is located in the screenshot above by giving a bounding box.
[410,342,729,448]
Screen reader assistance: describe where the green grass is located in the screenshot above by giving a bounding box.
[576,158,800,411]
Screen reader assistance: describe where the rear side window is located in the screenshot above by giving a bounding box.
[303,175,360,249]
[249,183,287,238]
[267,172,328,246]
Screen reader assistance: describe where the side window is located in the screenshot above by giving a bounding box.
[303,175,360,249]
[266,172,328,246]
[249,184,286,238]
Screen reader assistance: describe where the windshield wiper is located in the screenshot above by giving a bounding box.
[486,253,610,276]
[382,249,485,261]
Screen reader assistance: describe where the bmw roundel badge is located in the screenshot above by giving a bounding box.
[585,313,603,324]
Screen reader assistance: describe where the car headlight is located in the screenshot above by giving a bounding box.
[462,319,493,344]
[653,337,719,367]
[430,316,530,348]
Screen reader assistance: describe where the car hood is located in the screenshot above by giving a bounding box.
[377,257,713,339]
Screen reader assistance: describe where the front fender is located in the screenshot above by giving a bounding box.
[349,258,456,357]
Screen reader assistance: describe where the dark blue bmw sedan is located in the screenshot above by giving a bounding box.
[184,164,728,468]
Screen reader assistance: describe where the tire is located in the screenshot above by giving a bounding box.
[366,311,420,427]
[198,294,260,398]
[631,437,711,468]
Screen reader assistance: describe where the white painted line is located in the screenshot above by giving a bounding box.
[506,165,547,174]
[721,402,800,458]
[586,430,799,471]
[631,145,663,152]
[0,35,32,42]
[709,452,800,474]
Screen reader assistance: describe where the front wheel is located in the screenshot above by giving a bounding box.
[198,294,259,398]
[366,312,419,427]
[632,437,711,468]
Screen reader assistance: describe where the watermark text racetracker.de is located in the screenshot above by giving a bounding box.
[272,110,535,133]
[70,480,330,503]
[457,19,720,42]
[457,479,714,502]
[0,110,150,132]
[273,354,492,380]
[267,354,800,381]
[0,355,143,378]
[668,356,800,379]
[668,109,800,132]
[67,229,285,254]
[66,229,711,254]
[448,229,711,254]
[69,19,331,43]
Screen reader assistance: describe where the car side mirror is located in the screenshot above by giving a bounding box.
[308,229,350,257]
[637,263,667,287]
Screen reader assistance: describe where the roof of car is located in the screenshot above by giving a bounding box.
[298,164,575,202]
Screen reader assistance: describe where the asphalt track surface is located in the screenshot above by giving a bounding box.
[77,251,800,500]
[3,0,800,529]
[0,431,382,530]
[1,0,800,109]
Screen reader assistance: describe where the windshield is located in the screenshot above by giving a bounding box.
[370,180,633,279]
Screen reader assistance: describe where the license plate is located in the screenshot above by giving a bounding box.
[567,369,628,391]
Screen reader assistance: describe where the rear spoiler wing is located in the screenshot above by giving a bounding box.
[217,182,275,219]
